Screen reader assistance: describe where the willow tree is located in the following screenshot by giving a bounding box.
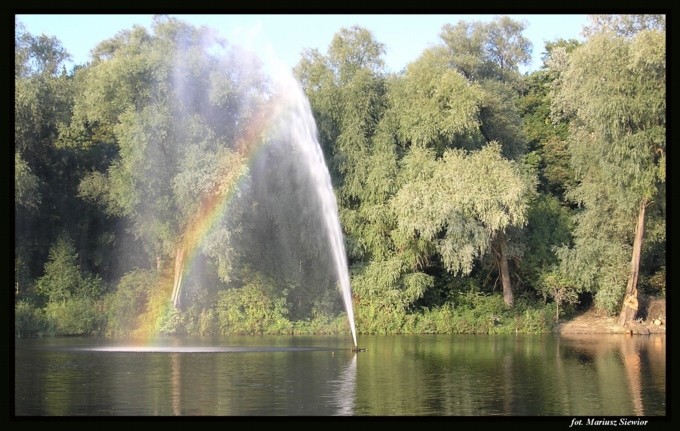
[440,16,531,84]
[435,17,533,305]
[392,143,535,307]
[295,27,421,322]
[294,26,391,263]
[550,20,665,323]
[294,25,387,201]
[73,17,267,310]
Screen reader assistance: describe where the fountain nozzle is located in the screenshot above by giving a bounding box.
[352,347,367,352]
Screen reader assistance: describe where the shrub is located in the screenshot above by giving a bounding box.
[216,274,291,335]
[104,269,156,337]
[15,300,46,337]
[183,305,218,336]
[44,297,104,335]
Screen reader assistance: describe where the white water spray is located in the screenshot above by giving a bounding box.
[272,74,358,348]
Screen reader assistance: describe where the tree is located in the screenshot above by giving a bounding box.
[14,20,104,291]
[294,26,391,261]
[389,47,483,154]
[72,17,267,311]
[392,143,536,306]
[435,16,534,304]
[440,16,532,83]
[297,20,536,318]
[550,23,665,323]
[582,14,666,38]
[439,17,531,160]
[296,27,422,321]
[36,234,103,303]
[541,38,581,65]
[15,152,41,211]
[294,25,387,198]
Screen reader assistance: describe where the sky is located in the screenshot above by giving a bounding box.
[16,14,590,74]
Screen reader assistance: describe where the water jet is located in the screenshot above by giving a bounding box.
[165,42,358,345]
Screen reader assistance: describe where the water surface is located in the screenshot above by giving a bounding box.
[14,334,666,417]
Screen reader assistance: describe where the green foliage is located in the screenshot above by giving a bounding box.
[156,306,183,335]
[295,25,388,203]
[551,31,665,203]
[393,143,535,275]
[517,69,574,196]
[71,16,264,266]
[556,238,630,315]
[539,271,580,321]
[15,300,46,337]
[182,305,218,336]
[540,38,581,66]
[15,22,73,153]
[14,16,666,337]
[405,293,555,335]
[439,16,532,82]
[643,266,666,297]
[550,27,665,315]
[354,297,408,335]
[104,269,156,336]
[28,235,106,336]
[390,47,482,150]
[216,274,292,335]
[515,302,556,334]
[521,195,573,286]
[290,313,351,336]
[44,297,104,336]
[15,152,42,210]
[14,252,33,298]
[477,80,527,160]
[582,14,665,38]
[36,235,104,303]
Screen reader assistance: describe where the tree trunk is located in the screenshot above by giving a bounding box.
[617,199,647,326]
[496,237,514,307]
[171,247,185,308]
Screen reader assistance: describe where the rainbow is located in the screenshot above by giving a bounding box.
[169,87,290,311]
[130,85,294,341]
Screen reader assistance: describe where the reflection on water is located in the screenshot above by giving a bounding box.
[171,353,180,416]
[330,353,357,415]
[561,335,666,416]
[14,335,665,416]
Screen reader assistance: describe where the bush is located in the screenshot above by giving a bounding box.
[156,306,182,335]
[643,266,666,297]
[15,300,46,337]
[539,271,580,322]
[354,299,408,334]
[594,282,626,316]
[377,291,558,335]
[44,297,104,335]
[182,305,218,336]
[216,274,291,335]
[513,302,556,334]
[104,269,156,336]
[292,314,350,335]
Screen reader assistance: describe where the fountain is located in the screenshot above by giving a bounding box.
[272,74,359,348]
[166,40,359,348]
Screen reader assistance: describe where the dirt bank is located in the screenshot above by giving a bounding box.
[555,298,666,335]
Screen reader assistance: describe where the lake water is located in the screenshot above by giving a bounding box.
[14,334,666,418]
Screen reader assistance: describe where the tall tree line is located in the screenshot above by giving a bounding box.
[14,15,665,337]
